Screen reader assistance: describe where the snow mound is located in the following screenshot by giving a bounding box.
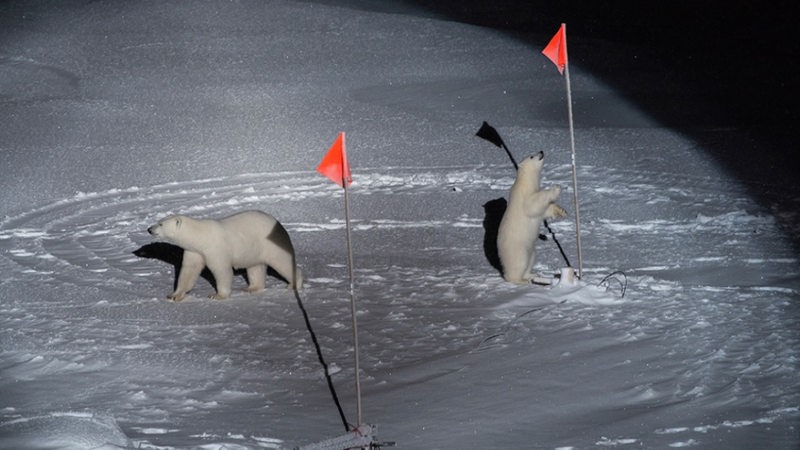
[0,412,131,450]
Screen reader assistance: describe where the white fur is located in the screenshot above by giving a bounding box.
[147,210,302,301]
[497,152,566,284]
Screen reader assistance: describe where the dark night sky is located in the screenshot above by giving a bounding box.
[404,1,798,133]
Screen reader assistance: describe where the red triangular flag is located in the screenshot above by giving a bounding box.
[317,131,352,188]
[542,23,568,75]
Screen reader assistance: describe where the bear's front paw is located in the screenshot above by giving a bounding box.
[545,203,568,219]
[167,292,186,302]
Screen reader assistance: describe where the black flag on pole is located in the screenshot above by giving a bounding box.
[475,121,518,171]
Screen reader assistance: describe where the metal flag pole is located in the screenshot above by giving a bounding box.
[340,132,362,428]
[561,24,583,279]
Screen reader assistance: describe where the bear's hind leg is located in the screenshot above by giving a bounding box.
[287,267,303,290]
[504,272,532,285]
[521,247,539,283]
[245,264,266,294]
[502,257,531,285]
[170,250,204,302]
[273,260,303,290]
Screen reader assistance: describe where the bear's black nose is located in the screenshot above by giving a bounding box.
[537,151,544,160]
[147,226,156,235]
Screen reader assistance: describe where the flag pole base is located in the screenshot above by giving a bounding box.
[531,267,577,286]
[295,424,395,450]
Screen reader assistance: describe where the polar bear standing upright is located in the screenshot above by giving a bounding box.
[147,210,302,301]
[497,152,567,284]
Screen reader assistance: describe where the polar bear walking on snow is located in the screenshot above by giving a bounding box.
[147,210,302,301]
[497,152,567,284]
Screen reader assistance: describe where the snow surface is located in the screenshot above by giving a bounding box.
[1,1,799,449]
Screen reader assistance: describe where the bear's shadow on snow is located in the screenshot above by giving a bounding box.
[482,197,506,275]
[133,243,216,291]
[133,243,289,294]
